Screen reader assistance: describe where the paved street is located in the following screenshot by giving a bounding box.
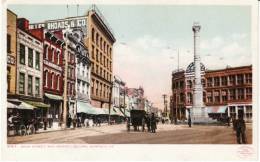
[8,123,252,144]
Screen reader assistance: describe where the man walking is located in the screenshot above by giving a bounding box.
[151,113,157,133]
[236,114,246,144]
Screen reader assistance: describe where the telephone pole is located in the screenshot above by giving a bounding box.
[162,94,167,117]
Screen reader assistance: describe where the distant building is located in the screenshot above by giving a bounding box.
[126,86,145,110]
[171,63,252,122]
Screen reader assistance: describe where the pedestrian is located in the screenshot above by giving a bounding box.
[43,116,48,130]
[151,113,157,133]
[188,115,191,128]
[97,117,101,127]
[232,117,237,131]
[72,114,77,129]
[146,115,151,132]
[236,114,247,144]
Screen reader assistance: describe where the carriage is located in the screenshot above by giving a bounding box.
[127,109,146,131]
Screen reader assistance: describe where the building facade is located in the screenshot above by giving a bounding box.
[30,27,65,127]
[7,10,17,96]
[171,64,252,122]
[126,87,145,110]
[112,75,126,114]
[16,18,48,111]
[86,6,116,108]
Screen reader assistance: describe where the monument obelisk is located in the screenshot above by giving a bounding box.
[191,22,208,123]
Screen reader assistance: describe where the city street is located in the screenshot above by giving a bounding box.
[8,123,252,144]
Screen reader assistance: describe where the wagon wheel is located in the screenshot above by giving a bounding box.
[27,124,35,135]
[19,125,27,136]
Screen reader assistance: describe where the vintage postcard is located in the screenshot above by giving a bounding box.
[1,0,259,161]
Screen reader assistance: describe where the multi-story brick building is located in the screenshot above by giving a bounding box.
[16,18,49,115]
[7,10,17,96]
[29,27,65,127]
[86,6,116,109]
[171,63,252,122]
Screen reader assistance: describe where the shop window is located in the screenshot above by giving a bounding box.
[245,106,252,120]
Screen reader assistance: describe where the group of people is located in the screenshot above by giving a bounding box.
[82,117,102,127]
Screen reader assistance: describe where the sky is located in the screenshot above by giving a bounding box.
[8,4,251,110]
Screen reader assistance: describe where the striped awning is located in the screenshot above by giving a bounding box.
[207,106,227,113]
[45,93,63,101]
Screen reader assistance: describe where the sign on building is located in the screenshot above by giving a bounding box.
[29,16,87,33]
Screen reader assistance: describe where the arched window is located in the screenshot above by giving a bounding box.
[91,28,95,42]
[44,44,49,59]
[56,74,60,90]
[51,72,55,89]
[96,33,99,46]
[44,70,48,87]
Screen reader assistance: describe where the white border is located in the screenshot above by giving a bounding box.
[1,0,259,161]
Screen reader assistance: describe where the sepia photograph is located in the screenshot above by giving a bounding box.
[1,0,259,161]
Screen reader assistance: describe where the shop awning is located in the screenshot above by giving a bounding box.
[94,108,107,115]
[113,107,124,116]
[7,102,19,109]
[77,101,96,114]
[24,101,50,108]
[207,106,227,114]
[19,101,36,110]
[45,93,63,101]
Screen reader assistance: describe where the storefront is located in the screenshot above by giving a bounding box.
[44,93,63,128]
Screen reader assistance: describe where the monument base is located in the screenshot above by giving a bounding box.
[191,106,215,124]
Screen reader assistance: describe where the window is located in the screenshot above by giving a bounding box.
[229,89,236,100]
[245,106,252,120]
[221,76,227,86]
[214,77,219,87]
[44,71,47,87]
[100,38,103,50]
[44,44,48,59]
[50,73,54,89]
[96,65,99,74]
[222,90,227,102]
[28,75,33,95]
[35,51,40,70]
[92,45,95,59]
[35,77,40,97]
[180,81,184,89]
[245,73,252,84]
[96,49,99,62]
[28,48,33,67]
[246,87,252,99]
[20,44,25,64]
[7,34,11,53]
[91,28,95,42]
[187,80,192,88]
[100,53,103,64]
[237,88,244,100]
[214,90,220,102]
[57,51,60,65]
[237,74,244,85]
[96,33,99,46]
[56,75,60,90]
[207,91,213,103]
[229,75,236,85]
[207,78,212,87]
[19,73,25,94]
[82,83,85,94]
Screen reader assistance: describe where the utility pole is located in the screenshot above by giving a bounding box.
[162,94,167,117]
[62,26,70,129]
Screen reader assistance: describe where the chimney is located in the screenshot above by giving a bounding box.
[17,18,29,31]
